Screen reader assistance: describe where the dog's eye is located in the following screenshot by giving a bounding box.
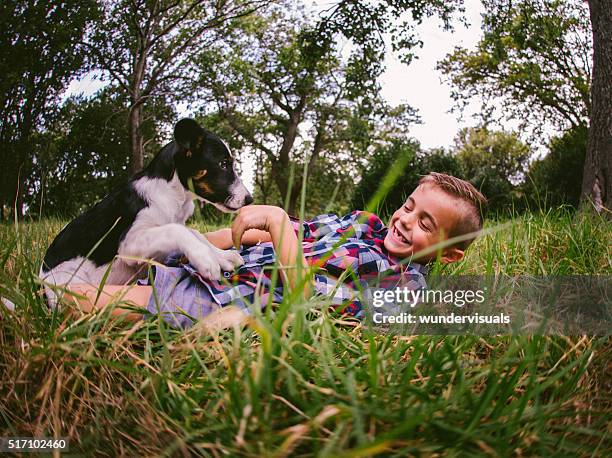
[220,159,231,170]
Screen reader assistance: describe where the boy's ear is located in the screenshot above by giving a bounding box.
[440,247,464,264]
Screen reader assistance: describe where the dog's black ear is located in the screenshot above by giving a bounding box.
[174,118,203,150]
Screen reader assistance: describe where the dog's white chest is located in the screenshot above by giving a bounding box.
[133,174,195,224]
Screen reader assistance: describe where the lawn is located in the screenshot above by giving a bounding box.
[1,208,610,456]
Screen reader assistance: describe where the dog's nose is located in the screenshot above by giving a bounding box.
[244,194,253,205]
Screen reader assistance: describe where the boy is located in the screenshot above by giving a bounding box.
[67,172,487,328]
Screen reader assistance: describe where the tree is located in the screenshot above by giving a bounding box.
[438,0,591,133]
[582,0,612,212]
[522,124,587,209]
[27,89,174,217]
[351,141,463,217]
[196,6,421,214]
[439,0,612,212]
[26,93,130,217]
[452,127,530,211]
[86,0,271,175]
[308,0,464,102]
[0,0,98,218]
[352,128,531,215]
[250,153,359,217]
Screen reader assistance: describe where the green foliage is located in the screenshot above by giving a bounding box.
[438,0,591,132]
[25,92,129,217]
[251,155,358,217]
[0,0,99,218]
[351,140,462,218]
[25,90,174,218]
[197,4,421,214]
[453,127,530,211]
[521,124,588,210]
[88,0,269,105]
[307,0,463,102]
[351,127,531,216]
[1,210,611,454]
[85,0,271,173]
[196,1,466,215]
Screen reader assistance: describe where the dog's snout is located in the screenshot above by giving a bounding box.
[224,179,252,211]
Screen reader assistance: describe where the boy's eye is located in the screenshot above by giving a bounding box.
[419,220,431,232]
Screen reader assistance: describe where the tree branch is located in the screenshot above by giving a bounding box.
[80,41,131,93]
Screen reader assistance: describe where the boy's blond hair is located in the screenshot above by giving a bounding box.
[418,172,487,250]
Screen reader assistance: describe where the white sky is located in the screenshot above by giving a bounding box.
[378,0,485,149]
[67,0,490,189]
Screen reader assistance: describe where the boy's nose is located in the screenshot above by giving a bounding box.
[398,211,415,228]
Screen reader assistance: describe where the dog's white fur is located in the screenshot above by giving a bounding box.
[40,172,245,307]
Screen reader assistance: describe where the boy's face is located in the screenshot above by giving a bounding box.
[384,184,464,263]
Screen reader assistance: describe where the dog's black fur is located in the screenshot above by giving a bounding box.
[41,118,251,302]
[42,184,148,273]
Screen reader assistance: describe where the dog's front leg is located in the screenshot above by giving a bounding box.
[189,229,244,271]
[120,224,222,280]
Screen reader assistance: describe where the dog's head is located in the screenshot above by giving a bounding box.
[173,118,253,212]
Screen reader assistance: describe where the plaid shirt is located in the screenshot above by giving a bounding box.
[147,211,428,328]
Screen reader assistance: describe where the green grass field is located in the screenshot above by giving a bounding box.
[1,208,610,456]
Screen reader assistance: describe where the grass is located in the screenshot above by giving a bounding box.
[0,208,611,456]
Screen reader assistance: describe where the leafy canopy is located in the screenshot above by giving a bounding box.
[438,0,591,133]
[453,127,530,211]
[196,3,422,215]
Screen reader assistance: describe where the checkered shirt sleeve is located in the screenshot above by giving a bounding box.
[290,211,385,242]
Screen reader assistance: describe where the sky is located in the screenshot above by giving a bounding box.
[67,0,489,189]
[376,0,485,149]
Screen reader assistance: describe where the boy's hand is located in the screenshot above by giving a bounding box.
[231,205,288,250]
[231,204,311,298]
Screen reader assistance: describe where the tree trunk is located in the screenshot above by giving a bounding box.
[582,0,612,213]
[15,169,24,219]
[287,187,300,216]
[272,111,303,214]
[128,42,147,176]
[7,158,26,219]
[128,102,144,175]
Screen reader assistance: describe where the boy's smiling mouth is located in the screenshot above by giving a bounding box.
[391,224,411,245]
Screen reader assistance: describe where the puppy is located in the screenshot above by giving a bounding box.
[40,118,252,306]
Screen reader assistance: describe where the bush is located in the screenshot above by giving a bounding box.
[453,127,530,212]
[350,140,462,218]
[520,124,587,209]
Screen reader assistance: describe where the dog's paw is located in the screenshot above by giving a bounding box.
[219,250,244,270]
[189,252,222,281]
[211,247,244,272]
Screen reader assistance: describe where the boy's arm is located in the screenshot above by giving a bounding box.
[231,205,312,297]
[206,210,350,249]
[205,227,271,250]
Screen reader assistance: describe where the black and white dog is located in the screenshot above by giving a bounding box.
[40,118,252,306]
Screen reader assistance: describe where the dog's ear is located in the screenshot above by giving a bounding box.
[174,118,204,150]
